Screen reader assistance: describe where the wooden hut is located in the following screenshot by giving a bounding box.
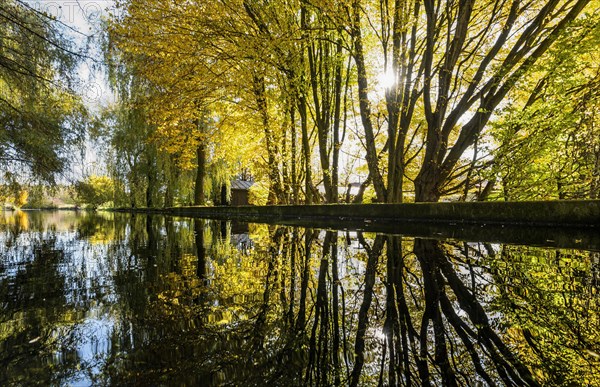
[230,179,254,206]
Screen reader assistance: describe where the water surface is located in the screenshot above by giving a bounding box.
[1,210,599,385]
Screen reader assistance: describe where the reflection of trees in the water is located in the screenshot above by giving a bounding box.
[0,211,125,385]
[489,246,600,385]
[95,223,600,386]
[407,239,539,386]
[2,212,600,385]
[0,237,74,384]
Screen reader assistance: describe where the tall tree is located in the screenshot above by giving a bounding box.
[350,0,593,202]
[491,9,600,200]
[0,0,87,184]
[110,0,250,206]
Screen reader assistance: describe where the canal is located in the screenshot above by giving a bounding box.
[1,210,599,385]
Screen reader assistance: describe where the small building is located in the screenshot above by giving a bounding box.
[230,179,254,206]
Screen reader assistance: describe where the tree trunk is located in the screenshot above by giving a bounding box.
[351,0,387,203]
[253,73,282,204]
[164,157,178,208]
[145,153,156,208]
[331,37,344,204]
[220,184,228,206]
[477,178,495,201]
[194,141,206,206]
[414,166,442,202]
[290,103,299,204]
[353,174,372,204]
[307,28,334,203]
[146,174,154,208]
[300,5,314,204]
[591,147,600,199]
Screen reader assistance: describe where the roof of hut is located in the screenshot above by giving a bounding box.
[231,179,254,190]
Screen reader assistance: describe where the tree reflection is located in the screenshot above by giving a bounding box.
[0,211,124,385]
[411,238,538,386]
[350,233,385,386]
[2,212,600,385]
[490,245,600,385]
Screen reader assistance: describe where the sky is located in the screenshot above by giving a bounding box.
[23,1,115,104]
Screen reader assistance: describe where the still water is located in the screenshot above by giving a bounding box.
[1,210,599,386]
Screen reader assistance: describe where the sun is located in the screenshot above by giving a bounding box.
[377,69,396,90]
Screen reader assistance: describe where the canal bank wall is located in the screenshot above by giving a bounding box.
[113,200,600,227]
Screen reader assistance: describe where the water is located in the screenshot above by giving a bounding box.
[1,210,599,386]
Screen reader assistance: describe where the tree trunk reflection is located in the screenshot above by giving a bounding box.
[350,233,385,386]
[5,213,597,385]
[411,238,539,386]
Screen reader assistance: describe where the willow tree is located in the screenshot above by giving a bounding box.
[101,33,163,208]
[0,0,87,186]
[350,0,593,202]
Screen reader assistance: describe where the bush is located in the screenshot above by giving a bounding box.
[74,175,114,209]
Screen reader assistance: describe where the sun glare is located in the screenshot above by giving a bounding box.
[377,69,396,90]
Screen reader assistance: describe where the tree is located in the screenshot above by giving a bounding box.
[109,0,265,206]
[100,31,166,208]
[74,175,115,208]
[491,9,600,200]
[0,0,87,184]
[349,0,593,202]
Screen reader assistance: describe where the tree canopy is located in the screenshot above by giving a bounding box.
[99,0,598,207]
[0,0,88,188]
[2,0,599,207]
